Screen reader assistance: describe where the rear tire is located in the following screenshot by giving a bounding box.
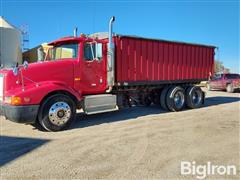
[160,86,171,111]
[226,83,234,93]
[166,86,185,112]
[38,94,76,131]
[186,86,204,109]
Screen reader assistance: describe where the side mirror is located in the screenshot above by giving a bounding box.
[12,62,19,76]
[23,61,28,70]
[13,67,18,76]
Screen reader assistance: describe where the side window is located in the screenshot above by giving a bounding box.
[84,42,103,61]
[48,43,79,61]
[84,43,95,61]
[213,74,222,80]
[96,43,103,60]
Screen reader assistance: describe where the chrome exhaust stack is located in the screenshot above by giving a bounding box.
[106,16,115,92]
[108,16,115,49]
[73,27,78,37]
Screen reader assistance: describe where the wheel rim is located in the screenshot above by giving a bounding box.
[174,91,185,109]
[192,90,202,105]
[48,102,71,126]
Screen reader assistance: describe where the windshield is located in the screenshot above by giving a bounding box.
[47,43,79,60]
[225,74,240,79]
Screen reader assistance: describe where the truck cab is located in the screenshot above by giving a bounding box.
[0,17,117,131]
[46,36,108,94]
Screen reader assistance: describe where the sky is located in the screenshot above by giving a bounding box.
[0,0,239,73]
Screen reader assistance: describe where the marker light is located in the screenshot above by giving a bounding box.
[11,96,22,105]
[5,96,22,105]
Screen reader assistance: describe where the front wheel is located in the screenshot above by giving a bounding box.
[38,94,76,131]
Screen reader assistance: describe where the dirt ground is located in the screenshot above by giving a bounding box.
[0,88,239,179]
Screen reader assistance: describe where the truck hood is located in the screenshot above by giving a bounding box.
[2,60,74,92]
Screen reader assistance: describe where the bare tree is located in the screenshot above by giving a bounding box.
[214,60,230,74]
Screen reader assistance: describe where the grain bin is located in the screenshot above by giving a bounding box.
[0,16,22,67]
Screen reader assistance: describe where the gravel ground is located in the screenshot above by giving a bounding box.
[0,88,239,179]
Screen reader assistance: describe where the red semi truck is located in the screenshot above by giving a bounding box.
[0,17,215,131]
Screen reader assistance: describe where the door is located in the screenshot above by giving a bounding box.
[215,74,224,89]
[219,74,227,89]
[210,74,220,89]
[80,42,107,94]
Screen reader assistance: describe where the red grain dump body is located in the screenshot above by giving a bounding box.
[114,35,215,85]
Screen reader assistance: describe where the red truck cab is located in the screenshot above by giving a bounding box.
[0,35,111,129]
[207,73,240,93]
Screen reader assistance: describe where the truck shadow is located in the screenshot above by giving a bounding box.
[0,136,49,167]
[74,106,164,129]
[72,96,239,129]
[204,96,240,106]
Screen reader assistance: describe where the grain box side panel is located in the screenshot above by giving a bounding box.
[142,40,147,80]
[197,47,201,79]
[115,37,122,81]
[120,38,128,81]
[178,45,183,80]
[205,47,210,78]
[153,41,159,80]
[202,47,206,79]
[135,40,141,81]
[163,43,168,80]
[192,46,196,79]
[199,47,203,79]
[173,44,178,80]
[115,36,214,84]
[129,39,135,81]
[182,45,187,79]
[158,42,164,80]
[133,40,137,81]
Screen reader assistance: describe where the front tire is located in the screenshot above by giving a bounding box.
[38,94,76,131]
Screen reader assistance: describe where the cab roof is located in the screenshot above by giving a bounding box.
[48,36,83,45]
[48,36,106,46]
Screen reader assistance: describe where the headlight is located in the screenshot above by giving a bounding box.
[4,96,12,104]
[4,96,22,105]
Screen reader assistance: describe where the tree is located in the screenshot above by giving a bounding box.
[214,60,230,74]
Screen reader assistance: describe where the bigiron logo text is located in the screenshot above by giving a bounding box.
[180,161,237,179]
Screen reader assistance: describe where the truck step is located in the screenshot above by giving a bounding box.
[83,94,118,115]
